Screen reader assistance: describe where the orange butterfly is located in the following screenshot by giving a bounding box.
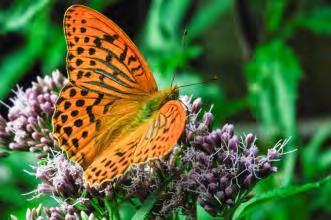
[52,5,186,186]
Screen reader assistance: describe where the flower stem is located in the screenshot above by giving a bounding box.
[113,198,121,220]
[104,198,112,220]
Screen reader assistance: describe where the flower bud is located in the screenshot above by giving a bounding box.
[220,176,229,188]
[260,162,274,176]
[206,172,217,183]
[50,94,58,104]
[248,145,259,156]
[203,112,214,129]
[228,136,238,151]
[268,148,280,160]
[40,137,50,144]
[210,130,222,145]
[65,215,76,220]
[200,142,212,154]
[225,186,233,197]
[192,98,202,114]
[215,191,225,201]
[225,199,234,206]
[41,102,53,115]
[245,133,255,147]
[37,94,45,103]
[221,132,229,144]
[44,208,51,216]
[208,182,218,193]
[197,152,210,165]
[243,174,255,188]
[37,183,55,194]
[26,208,32,220]
[225,124,234,137]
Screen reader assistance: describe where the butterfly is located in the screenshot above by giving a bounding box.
[52,5,186,186]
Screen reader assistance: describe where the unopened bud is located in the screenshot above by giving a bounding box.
[203,112,214,129]
[245,133,255,147]
[192,98,202,114]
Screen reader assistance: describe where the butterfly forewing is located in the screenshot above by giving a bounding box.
[64,5,157,98]
[53,82,122,168]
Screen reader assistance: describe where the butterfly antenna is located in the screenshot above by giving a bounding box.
[178,75,219,88]
[171,29,188,87]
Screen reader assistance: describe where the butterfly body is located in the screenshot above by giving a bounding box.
[53,5,186,186]
[135,86,179,121]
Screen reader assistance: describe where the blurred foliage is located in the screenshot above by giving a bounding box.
[246,39,302,139]
[0,151,56,219]
[139,0,233,121]
[233,176,331,219]
[0,0,331,219]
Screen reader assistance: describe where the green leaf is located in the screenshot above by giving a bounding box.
[187,0,233,39]
[132,178,170,220]
[296,7,331,34]
[80,211,89,220]
[265,0,287,32]
[118,202,136,220]
[246,40,302,185]
[141,0,191,52]
[197,204,221,220]
[0,8,50,100]
[41,27,66,74]
[87,0,117,10]
[319,149,331,170]
[132,191,159,220]
[232,176,331,219]
[302,122,331,178]
[0,0,50,33]
[245,39,302,139]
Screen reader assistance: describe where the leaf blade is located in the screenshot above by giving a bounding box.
[233,176,331,219]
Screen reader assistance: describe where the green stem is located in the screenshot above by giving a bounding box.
[90,198,104,218]
[104,198,112,220]
[111,197,121,220]
[227,190,250,219]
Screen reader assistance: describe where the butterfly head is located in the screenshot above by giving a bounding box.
[165,86,179,102]
[147,86,179,111]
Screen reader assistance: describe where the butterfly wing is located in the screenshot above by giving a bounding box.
[64,5,157,98]
[53,82,125,168]
[132,100,186,164]
[55,5,186,186]
[54,5,158,168]
[83,100,186,186]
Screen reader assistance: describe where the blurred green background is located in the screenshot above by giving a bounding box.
[0,0,331,219]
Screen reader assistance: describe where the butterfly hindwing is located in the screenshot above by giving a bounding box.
[83,130,142,186]
[64,5,157,98]
[83,100,186,186]
[133,100,186,163]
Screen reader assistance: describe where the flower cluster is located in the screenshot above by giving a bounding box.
[142,96,287,218]
[0,70,65,156]
[0,71,287,219]
[173,126,282,216]
[35,153,84,198]
[11,204,100,220]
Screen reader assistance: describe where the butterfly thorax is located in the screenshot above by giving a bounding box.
[132,86,179,126]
